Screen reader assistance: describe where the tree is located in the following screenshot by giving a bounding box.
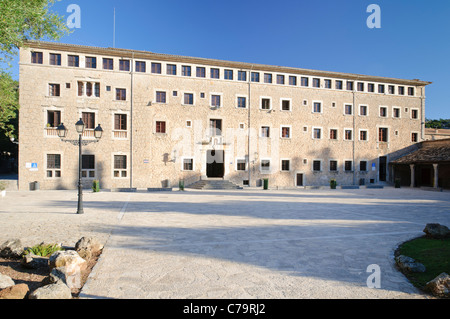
[0,72,18,138]
[0,0,70,65]
[425,119,450,129]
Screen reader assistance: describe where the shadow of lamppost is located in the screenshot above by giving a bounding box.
[57,119,103,214]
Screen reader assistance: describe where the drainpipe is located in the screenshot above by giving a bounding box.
[420,86,426,141]
[130,53,134,189]
[352,89,356,186]
[247,65,253,187]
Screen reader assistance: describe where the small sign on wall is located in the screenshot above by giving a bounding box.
[26,163,38,171]
[372,163,376,171]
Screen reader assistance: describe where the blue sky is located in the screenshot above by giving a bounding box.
[10,0,450,119]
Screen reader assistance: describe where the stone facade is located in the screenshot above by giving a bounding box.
[18,41,431,190]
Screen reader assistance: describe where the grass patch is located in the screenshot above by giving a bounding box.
[396,236,450,291]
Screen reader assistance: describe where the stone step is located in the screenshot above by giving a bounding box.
[187,179,243,190]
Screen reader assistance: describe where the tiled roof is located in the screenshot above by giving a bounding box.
[392,139,450,164]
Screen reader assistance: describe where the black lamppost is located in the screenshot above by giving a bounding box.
[57,119,103,214]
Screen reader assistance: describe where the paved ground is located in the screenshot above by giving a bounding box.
[1,187,449,299]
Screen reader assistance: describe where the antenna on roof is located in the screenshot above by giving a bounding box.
[113,7,116,48]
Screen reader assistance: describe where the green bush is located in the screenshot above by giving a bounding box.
[92,180,100,192]
[24,243,64,257]
[330,179,337,189]
[0,182,6,191]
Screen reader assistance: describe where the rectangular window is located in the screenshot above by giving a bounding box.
[103,58,114,70]
[119,59,130,71]
[49,53,61,66]
[344,129,353,140]
[31,51,43,64]
[313,128,321,139]
[411,109,419,119]
[210,68,220,79]
[368,83,375,92]
[380,107,387,117]
[301,77,309,87]
[313,78,320,88]
[85,57,97,69]
[330,129,338,140]
[261,160,271,172]
[251,72,260,82]
[49,84,60,97]
[156,91,166,103]
[411,132,418,142]
[398,86,405,95]
[264,73,272,83]
[238,71,247,81]
[324,79,332,89]
[224,69,233,80]
[261,126,270,138]
[151,62,162,74]
[135,61,146,72]
[335,80,343,90]
[210,119,222,136]
[183,158,194,171]
[237,159,246,171]
[47,110,61,128]
[261,98,271,110]
[167,64,177,75]
[345,161,353,172]
[156,121,166,134]
[313,102,322,113]
[47,154,61,178]
[360,161,368,172]
[116,88,126,101]
[114,114,127,131]
[281,126,290,138]
[196,67,206,78]
[68,55,79,67]
[313,160,321,172]
[237,97,246,108]
[379,128,388,142]
[378,84,385,94]
[82,112,95,129]
[357,82,365,92]
[408,87,415,96]
[346,81,354,91]
[393,108,401,118]
[82,155,95,178]
[344,104,353,115]
[94,83,100,97]
[211,95,221,107]
[360,105,368,116]
[388,85,395,94]
[281,160,290,171]
[289,76,297,86]
[184,93,194,105]
[114,155,127,178]
[330,160,338,172]
[281,100,291,111]
[360,130,368,141]
[182,65,191,77]
[277,75,285,85]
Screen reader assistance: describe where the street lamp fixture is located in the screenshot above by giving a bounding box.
[57,119,103,214]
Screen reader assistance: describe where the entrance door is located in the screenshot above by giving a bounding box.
[379,156,387,182]
[296,174,304,187]
[206,150,224,178]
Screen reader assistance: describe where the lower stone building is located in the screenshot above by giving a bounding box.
[18,41,431,190]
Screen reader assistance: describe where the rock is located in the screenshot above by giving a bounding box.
[75,237,103,260]
[49,250,87,271]
[21,253,49,269]
[46,266,83,289]
[0,274,15,289]
[425,272,450,297]
[423,223,450,239]
[28,282,72,299]
[0,284,29,299]
[0,239,23,259]
[395,255,426,273]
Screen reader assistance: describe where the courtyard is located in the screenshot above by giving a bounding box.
[0,187,449,299]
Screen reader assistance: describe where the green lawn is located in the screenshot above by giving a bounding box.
[397,237,450,291]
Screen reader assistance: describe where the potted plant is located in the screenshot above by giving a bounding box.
[0,182,6,198]
[330,179,337,189]
[395,178,401,188]
[92,180,100,192]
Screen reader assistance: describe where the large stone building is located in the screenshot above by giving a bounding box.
[18,41,431,190]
